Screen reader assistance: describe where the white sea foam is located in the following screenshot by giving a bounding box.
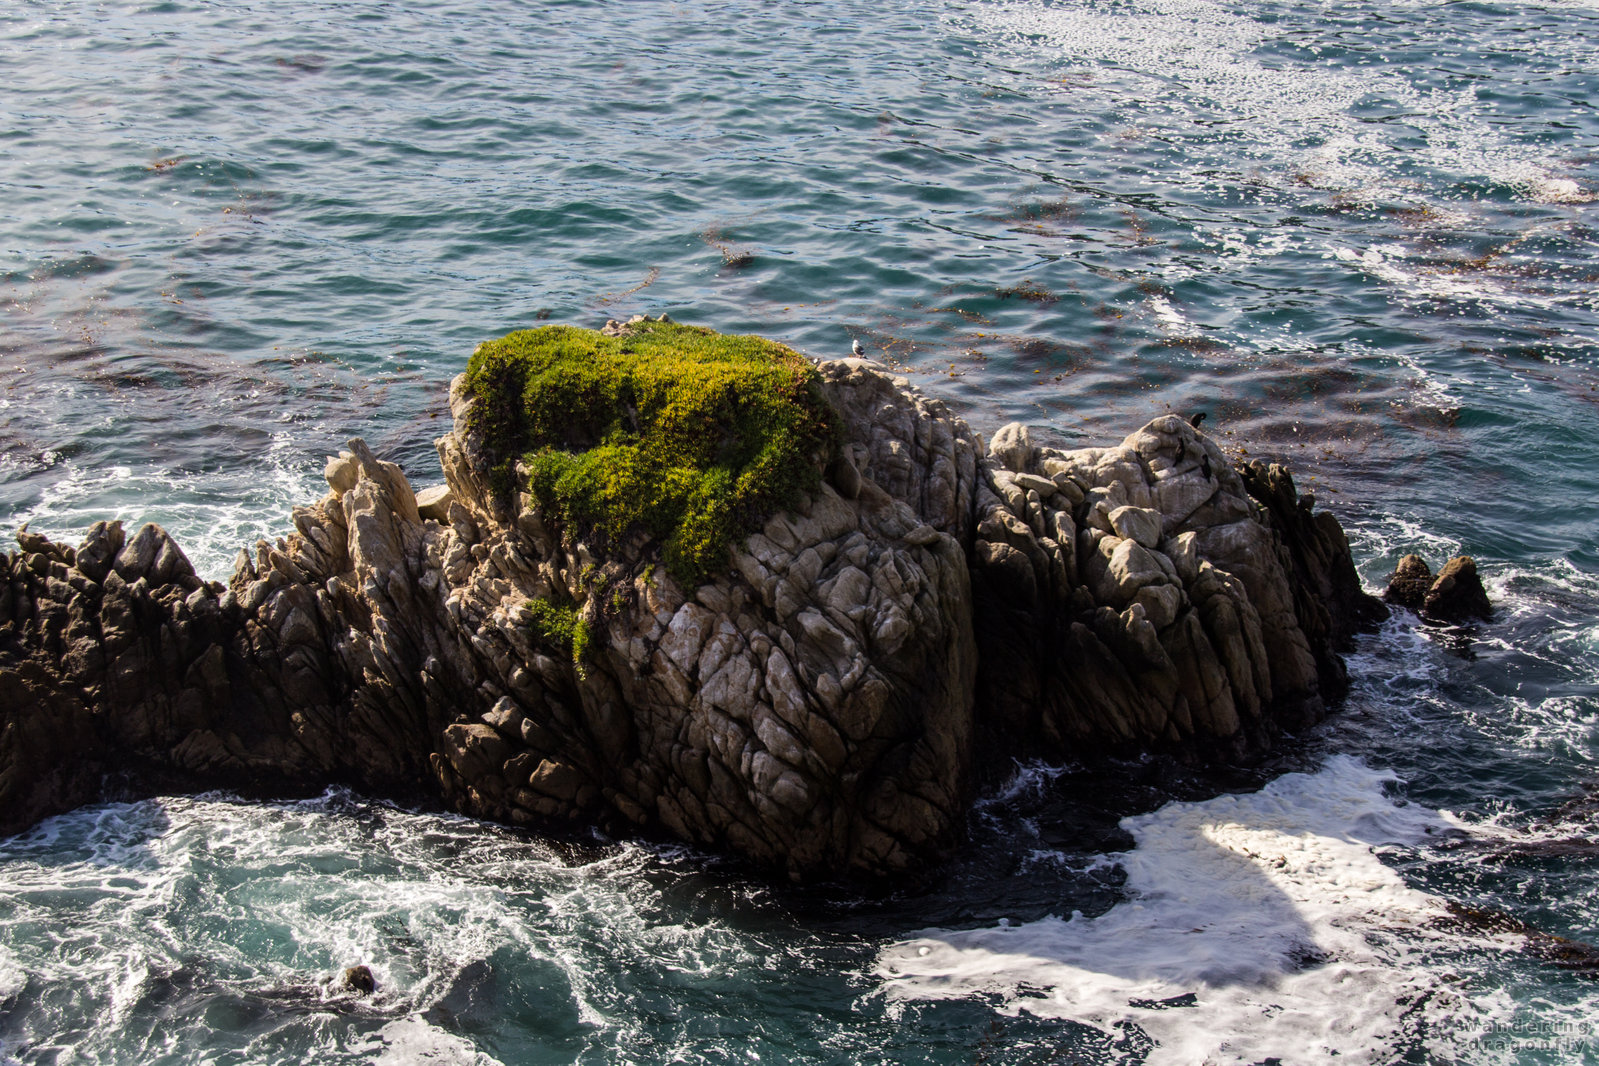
[7,437,320,581]
[1345,510,1463,580]
[876,755,1488,1065]
[973,759,1073,815]
[0,948,23,1002]
[368,1017,502,1066]
[969,0,1590,209]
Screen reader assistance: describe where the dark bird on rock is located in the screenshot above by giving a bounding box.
[1201,454,1212,480]
[1174,440,1186,463]
[851,338,865,358]
[1189,412,1207,429]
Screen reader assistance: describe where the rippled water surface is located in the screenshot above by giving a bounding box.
[3,0,1599,1062]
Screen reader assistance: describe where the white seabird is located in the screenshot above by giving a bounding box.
[851,338,865,357]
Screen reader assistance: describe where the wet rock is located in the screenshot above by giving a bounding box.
[1383,554,1433,610]
[1384,553,1491,623]
[1423,556,1492,623]
[342,965,377,994]
[1439,901,1599,975]
[0,325,1381,883]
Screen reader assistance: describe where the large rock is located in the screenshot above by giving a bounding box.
[969,414,1385,760]
[0,323,1382,880]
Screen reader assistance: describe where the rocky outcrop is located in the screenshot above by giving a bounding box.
[0,327,1384,880]
[0,354,980,880]
[1383,553,1492,623]
[969,416,1384,762]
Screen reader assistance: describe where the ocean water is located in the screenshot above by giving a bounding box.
[3,0,1599,1062]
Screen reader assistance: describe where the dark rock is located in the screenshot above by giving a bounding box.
[342,965,377,994]
[1423,555,1492,623]
[1243,461,1389,650]
[1383,554,1432,610]
[74,521,124,584]
[970,417,1386,766]
[1383,553,1491,624]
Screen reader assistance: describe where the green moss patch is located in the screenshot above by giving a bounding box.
[463,321,840,585]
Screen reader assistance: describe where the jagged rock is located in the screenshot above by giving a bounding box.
[970,414,1385,759]
[1425,556,1491,622]
[989,422,1036,474]
[1383,553,1491,624]
[0,324,1383,882]
[1383,554,1433,610]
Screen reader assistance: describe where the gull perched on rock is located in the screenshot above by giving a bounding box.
[851,338,865,358]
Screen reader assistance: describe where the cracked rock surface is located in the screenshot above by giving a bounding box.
[0,353,1381,880]
[969,415,1385,762]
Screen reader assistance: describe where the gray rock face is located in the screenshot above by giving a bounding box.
[0,356,1381,880]
[0,358,980,880]
[970,414,1384,759]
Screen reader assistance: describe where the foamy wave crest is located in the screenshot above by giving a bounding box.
[0,948,22,1003]
[6,435,320,582]
[0,790,779,1064]
[363,1017,503,1066]
[876,755,1484,1065]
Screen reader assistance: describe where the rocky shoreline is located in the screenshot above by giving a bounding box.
[1,320,1389,880]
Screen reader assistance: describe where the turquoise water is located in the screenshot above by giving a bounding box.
[3,0,1599,1061]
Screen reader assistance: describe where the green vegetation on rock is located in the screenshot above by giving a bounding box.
[463,320,840,585]
[523,597,591,665]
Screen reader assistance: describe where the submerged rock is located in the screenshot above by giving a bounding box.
[1438,901,1599,976]
[0,320,1384,881]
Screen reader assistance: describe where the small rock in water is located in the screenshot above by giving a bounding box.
[1383,553,1491,623]
[1423,555,1492,623]
[1383,554,1433,610]
[343,965,377,994]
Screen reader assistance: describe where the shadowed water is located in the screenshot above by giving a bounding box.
[3,0,1599,1062]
